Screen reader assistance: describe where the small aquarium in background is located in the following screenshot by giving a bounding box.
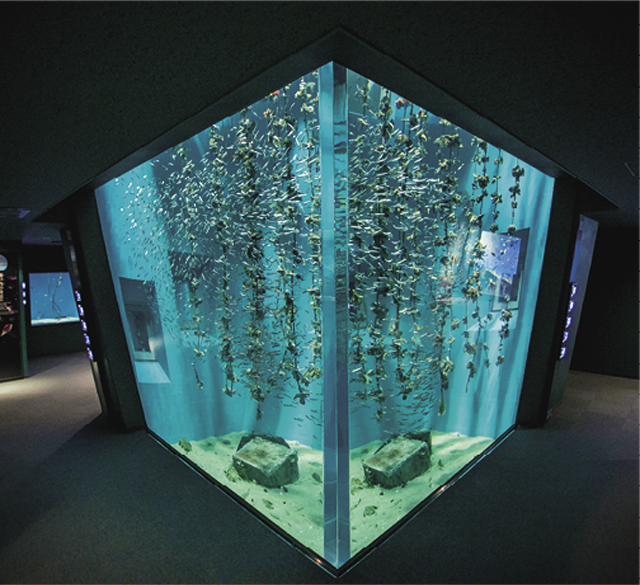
[29,272,80,326]
[94,62,555,572]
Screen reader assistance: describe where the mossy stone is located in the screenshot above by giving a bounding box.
[232,435,299,488]
[363,433,431,489]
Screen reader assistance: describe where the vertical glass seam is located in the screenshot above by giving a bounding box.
[320,61,350,568]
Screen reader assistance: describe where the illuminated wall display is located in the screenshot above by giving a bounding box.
[59,230,96,364]
[93,62,555,572]
[72,290,94,361]
[558,282,577,360]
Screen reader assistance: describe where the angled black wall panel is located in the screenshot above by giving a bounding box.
[68,190,145,432]
[516,177,579,427]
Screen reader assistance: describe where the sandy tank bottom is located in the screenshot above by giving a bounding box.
[173,430,494,559]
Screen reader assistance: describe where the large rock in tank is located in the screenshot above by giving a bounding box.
[363,431,432,489]
[232,434,299,488]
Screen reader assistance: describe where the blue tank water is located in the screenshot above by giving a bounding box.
[95,62,554,567]
[29,272,79,326]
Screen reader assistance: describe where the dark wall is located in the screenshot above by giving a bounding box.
[22,245,67,274]
[571,225,639,378]
[26,321,84,358]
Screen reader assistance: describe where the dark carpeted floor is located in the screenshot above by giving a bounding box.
[0,353,637,584]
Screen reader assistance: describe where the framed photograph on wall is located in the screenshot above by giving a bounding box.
[478,228,530,312]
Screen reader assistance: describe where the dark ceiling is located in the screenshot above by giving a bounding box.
[1,2,637,245]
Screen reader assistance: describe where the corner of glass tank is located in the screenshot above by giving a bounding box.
[94,61,554,571]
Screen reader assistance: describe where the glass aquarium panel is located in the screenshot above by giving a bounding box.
[95,62,555,570]
[96,67,327,559]
[343,69,554,557]
[29,272,80,326]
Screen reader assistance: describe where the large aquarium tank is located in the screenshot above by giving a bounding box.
[95,63,554,571]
